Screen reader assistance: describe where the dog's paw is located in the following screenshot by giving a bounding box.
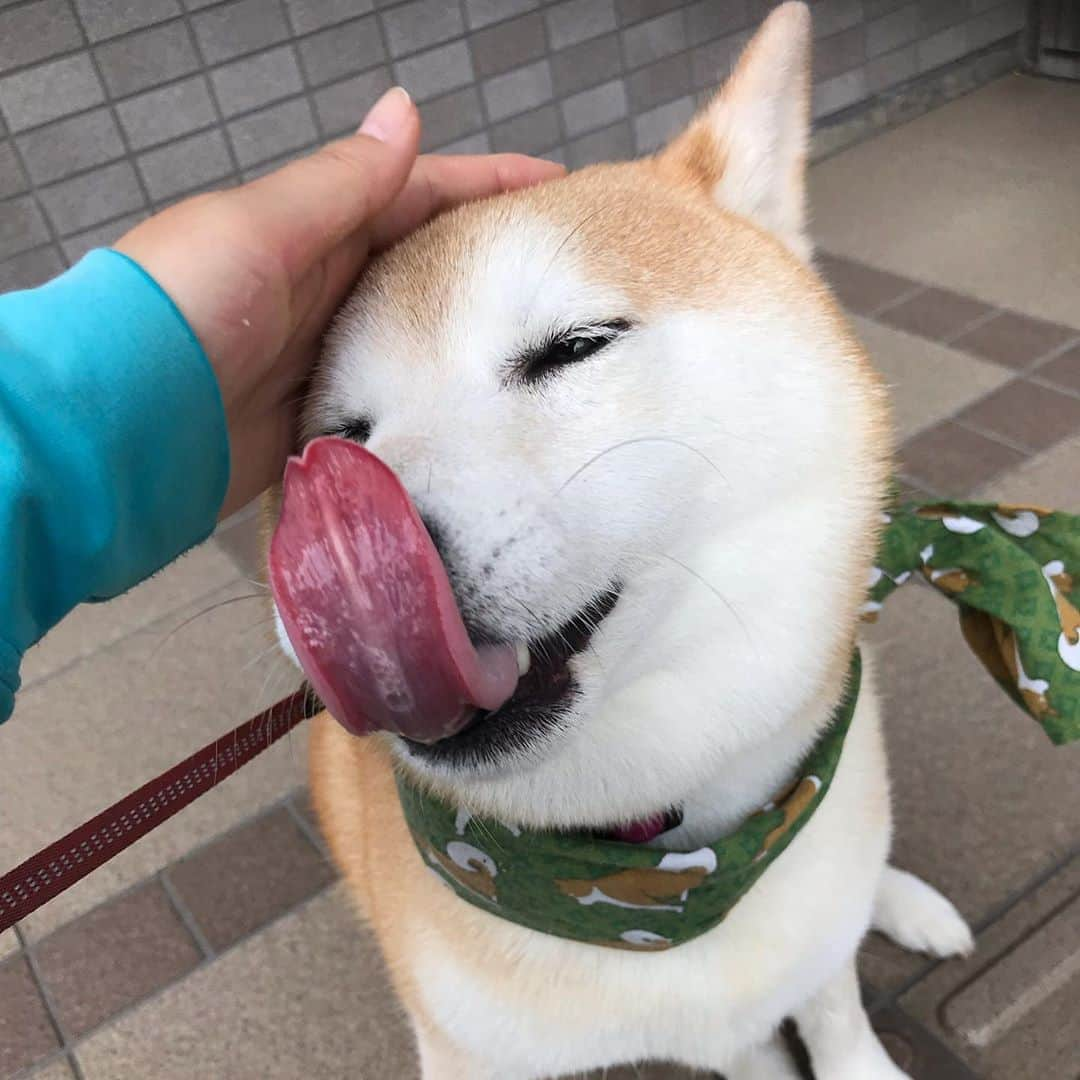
[872,866,974,958]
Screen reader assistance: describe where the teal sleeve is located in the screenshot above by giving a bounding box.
[0,249,230,721]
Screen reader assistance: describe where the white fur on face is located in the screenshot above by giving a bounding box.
[276,203,882,833]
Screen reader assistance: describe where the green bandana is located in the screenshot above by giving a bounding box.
[397,501,1080,951]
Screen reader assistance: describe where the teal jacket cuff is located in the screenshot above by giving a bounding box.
[0,248,230,718]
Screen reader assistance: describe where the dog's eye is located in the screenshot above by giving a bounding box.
[520,321,630,384]
[326,416,372,442]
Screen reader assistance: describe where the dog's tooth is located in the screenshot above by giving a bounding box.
[516,642,531,677]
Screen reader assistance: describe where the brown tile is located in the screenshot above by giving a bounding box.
[954,379,1080,453]
[899,421,1026,494]
[0,954,59,1074]
[870,1004,980,1079]
[815,252,919,316]
[951,310,1078,370]
[1034,341,1080,395]
[166,807,334,952]
[35,881,200,1038]
[877,286,996,343]
[74,884,418,1080]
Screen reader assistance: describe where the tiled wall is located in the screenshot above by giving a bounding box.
[0,0,1026,294]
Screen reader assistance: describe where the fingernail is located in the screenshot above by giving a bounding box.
[359,86,412,141]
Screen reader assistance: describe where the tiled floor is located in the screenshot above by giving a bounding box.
[2,73,1079,1080]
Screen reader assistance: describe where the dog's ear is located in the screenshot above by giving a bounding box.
[657,2,812,261]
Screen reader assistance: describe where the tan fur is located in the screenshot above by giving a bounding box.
[555,865,711,909]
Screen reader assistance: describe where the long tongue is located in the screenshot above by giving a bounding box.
[268,437,519,743]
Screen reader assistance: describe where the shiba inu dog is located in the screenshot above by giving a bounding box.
[268,4,975,1076]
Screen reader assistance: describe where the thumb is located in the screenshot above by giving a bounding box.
[239,87,419,278]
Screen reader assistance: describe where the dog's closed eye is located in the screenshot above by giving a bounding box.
[516,320,631,386]
[325,416,373,442]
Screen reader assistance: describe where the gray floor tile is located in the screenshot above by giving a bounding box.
[633,92,694,153]
[382,0,465,59]
[561,77,628,137]
[867,41,918,92]
[546,0,617,50]
[616,0,684,26]
[901,857,1080,1077]
[116,75,217,151]
[93,20,199,98]
[297,14,385,88]
[626,52,693,112]
[0,138,27,198]
[137,128,233,202]
[551,30,623,96]
[211,45,304,119]
[0,0,83,73]
[813,68,868,118]
[469,10,546,79]
[191,0,290,65]
[691,30,751,91]
[0,242,64,291]
[813,0,864,38]
[816,23,867,82]
[0,53,104,132]
[685,0,751,41]
[285,0,373,35]
[60,210,145,263]
[418,84,483,150]
[17,107,125,185]
[566,118,633,168]
[228,97,317,169]
[394,38,473,102]
[313,67,393,137]
[465,0,540,31]
[622,9,687,68]
[74,0,181,43]
[918,23,970,73]
[866,1,919,58]
[482,58,552,123]
[0,192,49,258]
[39,160,144,234]
[489,101,560,154]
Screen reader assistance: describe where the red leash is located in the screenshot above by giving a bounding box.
[0,687,321,935]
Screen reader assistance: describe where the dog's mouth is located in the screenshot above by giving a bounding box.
[269,437,619,759]
[404,587,620,766]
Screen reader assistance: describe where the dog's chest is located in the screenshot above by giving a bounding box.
[409,690,891,1075]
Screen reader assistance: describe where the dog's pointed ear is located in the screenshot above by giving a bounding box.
[657,2,812,261]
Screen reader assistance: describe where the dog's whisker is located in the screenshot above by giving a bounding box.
[634,550,757,655]
[149,593,267,660]
[556,436,728,495]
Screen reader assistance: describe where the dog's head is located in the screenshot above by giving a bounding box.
[269,3,891,829]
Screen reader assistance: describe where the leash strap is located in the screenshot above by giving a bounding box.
[0,687,319,935]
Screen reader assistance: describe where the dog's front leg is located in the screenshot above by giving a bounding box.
[792,960,908,1079]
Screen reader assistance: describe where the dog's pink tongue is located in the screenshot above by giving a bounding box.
[269,437,519,743]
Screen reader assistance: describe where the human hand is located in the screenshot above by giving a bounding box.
[114,88,564,519]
